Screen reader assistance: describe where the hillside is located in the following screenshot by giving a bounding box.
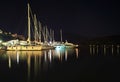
[63,33,120,45]
[0,33,15,41]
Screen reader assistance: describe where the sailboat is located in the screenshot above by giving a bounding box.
[52,29,78,49]
[64,40,79,48]
[52,29,65,49]
[33,14,54,50]
[6,3,43,51]
[63,30,78,48]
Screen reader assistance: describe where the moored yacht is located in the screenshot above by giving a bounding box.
[6,3,45,51]
[52,29,79,49]
[64,40,79,48]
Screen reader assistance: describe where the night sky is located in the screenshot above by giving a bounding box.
[0,0,120,38]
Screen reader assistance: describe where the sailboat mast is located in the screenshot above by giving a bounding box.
[27,3,31,44]
[38,21,42,43]
[52,30,55,42]
[60,29,62,42]
[34,14,38,44]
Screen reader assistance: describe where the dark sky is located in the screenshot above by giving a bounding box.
[0,0,120,38]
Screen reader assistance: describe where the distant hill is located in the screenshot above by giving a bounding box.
[0,33,15,41]
[84,35,120,45]
[63,33,120,45]
[88,35,120,44]
[0,33,26,42]
[62,33,89,45]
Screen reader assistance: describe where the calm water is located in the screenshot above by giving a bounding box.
[0,45,120,82]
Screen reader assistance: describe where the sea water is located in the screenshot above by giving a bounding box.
[0,45,120,82]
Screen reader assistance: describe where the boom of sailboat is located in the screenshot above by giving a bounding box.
[0,3,78,51]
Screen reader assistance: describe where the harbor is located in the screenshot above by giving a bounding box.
[0,0,120,82]
[0,3,78,51]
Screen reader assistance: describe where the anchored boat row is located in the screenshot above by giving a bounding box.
[0,3,78,51]
[0,41,78,51]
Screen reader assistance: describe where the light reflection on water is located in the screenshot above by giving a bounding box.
[89,44,120,55]
[0,48,78,81]
[0,45,120,82]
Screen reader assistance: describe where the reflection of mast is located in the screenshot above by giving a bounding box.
[56,49,61,60]
[89,45,92,54]
[117,45,120,54]
[48,50,52,62]
[16,51,19,64]
[111,45,114,54]
[60,50,63,61]
[65,49,68,61]
[93,45,95,55]
[44,51,47,62]
[27,55,31,81]
[34,55,37,81]
[38,54,41,72]
[104,45,106,55]
[8,55,11,68]
[75,48,78,58]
